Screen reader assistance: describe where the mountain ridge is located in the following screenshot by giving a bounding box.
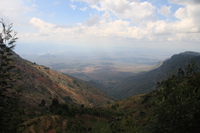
[113,51,200,99]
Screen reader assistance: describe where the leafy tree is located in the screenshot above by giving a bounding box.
[49,97,59,113]
[0,20,23,133]
[39,99,46,107]
[148,63,200,133]
[0,20,18,94]
[41,99,45,106]
[52,98,59,106]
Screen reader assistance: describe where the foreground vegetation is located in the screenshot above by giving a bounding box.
[0,20,24,133]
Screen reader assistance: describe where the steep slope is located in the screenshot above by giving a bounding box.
[12,52,114,109]
[115,51,200,99]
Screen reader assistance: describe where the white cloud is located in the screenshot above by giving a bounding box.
[158,5,171,17]
[168,0,200,5]
[23,13,200,45]
[147,21,172,35]
[1,0,199,55]
[173,4,200,33]
[101,12,111,21]
[85,15,99,26]
[80,7,87,11]
[26,17,153,44]
[76,0,101,5]
[0,0,33,25]
[52,1,61,5]
[30,18,55,33]
[25,17,86,43]
[13,0,200,47]
[70,4,76,10]
[90,0,156,24]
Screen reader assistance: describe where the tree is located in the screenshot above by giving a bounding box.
[148,63,200,133]
[49,97,59,114]
[0,20,18,94]
[51,97,59,107]
[39,99,46,107]
[0,19,23,132]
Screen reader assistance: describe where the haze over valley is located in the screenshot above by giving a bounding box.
[21,47,173,79]
[20,46,187,99]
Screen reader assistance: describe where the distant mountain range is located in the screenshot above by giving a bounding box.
[113,51,200,99]
[12,52,114,110]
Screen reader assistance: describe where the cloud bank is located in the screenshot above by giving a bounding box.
[1,0,200,52]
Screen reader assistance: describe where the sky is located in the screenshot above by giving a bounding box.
[0,0,200,56]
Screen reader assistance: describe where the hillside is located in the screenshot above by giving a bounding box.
[9,51,199,133]
[21,68,200,133]
[12,52,115,110]
[114,51,200,99]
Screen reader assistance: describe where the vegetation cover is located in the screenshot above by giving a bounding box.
[148,62,200,133]
[20,63,200,133]
[0,20,23,133]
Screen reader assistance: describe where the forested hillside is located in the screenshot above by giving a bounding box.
[114,51,200,99]
[21,63,200,133]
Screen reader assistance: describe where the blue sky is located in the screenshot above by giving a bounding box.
[1,0,200,55]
